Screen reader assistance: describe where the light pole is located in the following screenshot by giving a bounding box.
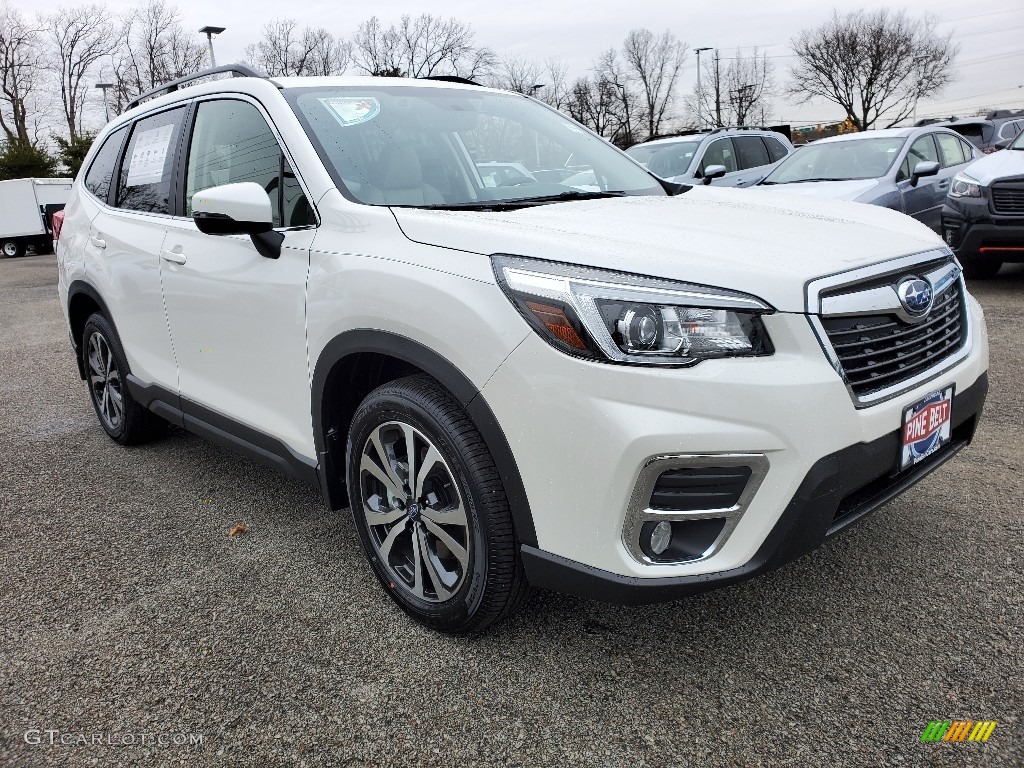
[199,26,226,68]
[95,82,113,123]
[694,47,712,131]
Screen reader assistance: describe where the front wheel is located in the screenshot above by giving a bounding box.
[346,375,528,633]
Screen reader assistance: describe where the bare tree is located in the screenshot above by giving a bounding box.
[44,4,119,138]
[686,48,775,128]
[789,9,957,131]
[621,29,687,140]
[246,19,350,77]
[491,55,544,94]
[595,49,643,146]
[352,14,495,80]
[540,59,570,110]
[108,0,206,114]
[0,2,44,144]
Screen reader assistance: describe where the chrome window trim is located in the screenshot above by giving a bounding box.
[622,453,769,566]
[804,248,973,408]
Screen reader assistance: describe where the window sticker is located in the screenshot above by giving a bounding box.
[125,123,175,187]
[319,97,381,127]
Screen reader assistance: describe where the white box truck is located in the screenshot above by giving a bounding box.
[0,178,72,258]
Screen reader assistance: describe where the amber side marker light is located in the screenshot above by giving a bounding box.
[525,300,589,350]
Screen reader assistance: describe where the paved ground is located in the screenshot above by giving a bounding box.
[0,253,1021,768]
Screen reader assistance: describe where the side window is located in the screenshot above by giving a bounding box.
[733,135,771,170]
[701,138,737,174]
[959,138,975,161]
[998,121,1020,140]
[115,107,188,215]
[185,99,314,228]
[83,126,128,201]
[764,136,789,163]
[936,133,966,167]
[906,134,939,175]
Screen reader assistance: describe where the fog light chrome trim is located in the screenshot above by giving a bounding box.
[622,453,769,565]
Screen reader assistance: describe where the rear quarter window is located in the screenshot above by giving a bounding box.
[763,136,789,163]
[83,126,128,202]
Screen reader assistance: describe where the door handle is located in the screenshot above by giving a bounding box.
[160,248,187,265]
[89,235,106,249]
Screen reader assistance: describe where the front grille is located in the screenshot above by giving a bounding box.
[991,184,1024,215]
[651,466,752,511]
[820,281,965,398]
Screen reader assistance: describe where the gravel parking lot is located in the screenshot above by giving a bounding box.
[0,254,1021,767]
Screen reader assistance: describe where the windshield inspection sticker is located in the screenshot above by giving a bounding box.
[125,123,175,187]
[320,97,381,127]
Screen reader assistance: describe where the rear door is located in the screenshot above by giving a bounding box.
[87,107,188,391]
[731,135,775,187]
[158,96,318,457]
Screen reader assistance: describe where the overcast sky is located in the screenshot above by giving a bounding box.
[14,0,1024,127]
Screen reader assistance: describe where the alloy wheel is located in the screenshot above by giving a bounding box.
[359,420,470,603]
[87,331,124,431]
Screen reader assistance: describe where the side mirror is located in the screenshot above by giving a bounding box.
[192,182,283,259]
[992,138,1012,151]
[702,164,727,185]
[910,160,940,187]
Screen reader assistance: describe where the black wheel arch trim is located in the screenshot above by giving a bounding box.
[311,329,538,548]
[67,280,120,379]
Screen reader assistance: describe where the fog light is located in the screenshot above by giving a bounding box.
[650,520,672,555]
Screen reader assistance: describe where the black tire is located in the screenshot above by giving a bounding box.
[962,259,1002,280]
[346,374,529,634]
[82,313,167,445]
[1,240,25,258]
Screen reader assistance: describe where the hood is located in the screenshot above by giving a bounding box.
[963,149,1024,186]
[390,186,943,312]
[752,178,880,201]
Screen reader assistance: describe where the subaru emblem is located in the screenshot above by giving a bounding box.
[897,278,933,316]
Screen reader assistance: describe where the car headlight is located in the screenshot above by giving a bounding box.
[491,254,774,366]
[949,173,982,199]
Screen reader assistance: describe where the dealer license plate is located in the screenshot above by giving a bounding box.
[900,385,954,471]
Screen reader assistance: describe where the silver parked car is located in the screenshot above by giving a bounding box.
[754,126,978,232]
[626,127,794,188]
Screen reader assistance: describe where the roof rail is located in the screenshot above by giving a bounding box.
[418,75,482,86]
[126,64,267,111]
[707,125,773,135]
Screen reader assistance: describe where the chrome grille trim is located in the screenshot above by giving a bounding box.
[805,249,973,408]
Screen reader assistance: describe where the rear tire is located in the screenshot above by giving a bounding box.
[346,374,529,634]
[82,313,167,445]
[962,259,1002,280]
[1,240,24,258]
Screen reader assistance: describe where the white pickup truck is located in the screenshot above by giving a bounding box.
[0,177,72,257]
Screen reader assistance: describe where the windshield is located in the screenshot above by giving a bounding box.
[763,137,906,183]
[286,85,665,208]
[626,141,701,178]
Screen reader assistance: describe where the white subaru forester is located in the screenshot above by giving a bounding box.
[56,67,989,633]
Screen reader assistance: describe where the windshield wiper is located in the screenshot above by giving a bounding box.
[790,177,853,183]
[399,190,629,212]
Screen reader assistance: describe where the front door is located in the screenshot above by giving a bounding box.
[159,97,318,458]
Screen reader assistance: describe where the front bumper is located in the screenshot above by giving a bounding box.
[481,296,989,585]
[942,198,1024,261]
[520,373,987,604]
